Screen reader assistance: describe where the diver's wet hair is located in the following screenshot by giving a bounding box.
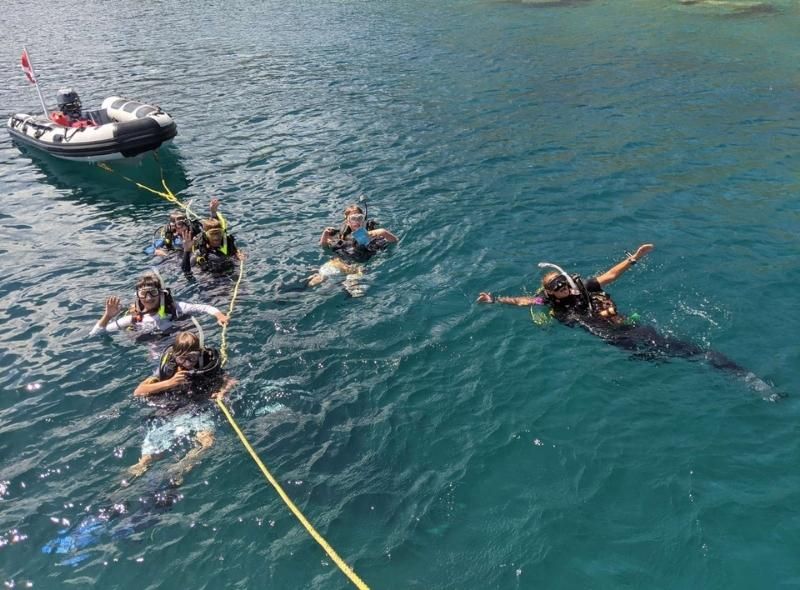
[202,219,223,232]
[542,271,562,291]
[173,332,200,355]
[343,204,364,218]
[136,272,162,290]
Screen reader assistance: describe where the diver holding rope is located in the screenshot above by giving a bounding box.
[477,244,780,399]
[180,198,245,275]
[91,271,228,337]
[128,324,237,481]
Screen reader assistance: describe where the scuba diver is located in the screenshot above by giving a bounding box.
[308,202,398,288]
[90,271,228,336]
[129,329,236,480]
[49,88,94,128]
[477,243,779,399]
[180,198,244,274]
[146,210,203,257]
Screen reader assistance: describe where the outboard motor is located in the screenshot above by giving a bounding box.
[56,87,82,120]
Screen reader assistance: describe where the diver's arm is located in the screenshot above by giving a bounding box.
[211,376,238,400]
[176,301,228,326]
[91,296,127,334]
[319,227,338,247]
[596,243,654,287]
[179,226,194,274]
[369,228,398,243]
[476,292,544,307]
[134,371,187,396]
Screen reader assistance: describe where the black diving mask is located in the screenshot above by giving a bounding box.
[546,277,569,292]
[176,351,201,366]
[137,287,160,299]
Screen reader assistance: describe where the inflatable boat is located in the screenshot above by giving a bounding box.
[7,94,177,162]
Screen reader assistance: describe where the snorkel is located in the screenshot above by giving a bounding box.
[191,317,206,369]
[537,261,593,313]
[151,268,168,319]
[359,194,368,227]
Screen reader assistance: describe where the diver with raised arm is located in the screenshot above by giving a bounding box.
[477,244,780,399]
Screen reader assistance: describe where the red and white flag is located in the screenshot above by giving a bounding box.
[20,49,37,84]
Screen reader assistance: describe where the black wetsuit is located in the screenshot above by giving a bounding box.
[548,277,751,376]
[147,347,223,417]
[181,234,239,274]
[330,235,389,263]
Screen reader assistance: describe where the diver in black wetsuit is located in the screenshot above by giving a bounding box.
[477,243,779,399]
[128,331,237,481]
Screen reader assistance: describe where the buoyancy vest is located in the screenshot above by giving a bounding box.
[147,346,222,413]
[192,233,235,271]
[158,345,221,381]
[330,230,388,263]
[155,219,202,250]
[546,275,625,325]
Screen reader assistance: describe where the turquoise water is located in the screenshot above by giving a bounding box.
[2,0,799,587]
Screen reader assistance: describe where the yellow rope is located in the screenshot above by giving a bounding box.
[215,254,367,588]
[219,255,245,368]
[96,155,191,212]
[101,152,367,588]
[215,398,370,589]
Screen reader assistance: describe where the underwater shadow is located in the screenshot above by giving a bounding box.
[10,141,191,218]
[500,0,593,7]
[678,0,778,17]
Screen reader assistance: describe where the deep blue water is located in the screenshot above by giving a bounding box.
[1,0,799,588]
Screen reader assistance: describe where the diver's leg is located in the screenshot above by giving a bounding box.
[614,325,778,398]
[307,273,325,287]
[168,431,215,485]
[128,454,156,478]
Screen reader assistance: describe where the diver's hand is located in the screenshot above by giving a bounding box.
[210,198,220,216]
[166,370,188,388]
[104,296,122,318]
[212,377,238,400]
[215,311,229,326]
[178,226,193,252]
[153,248,169,257]
[634,244,654,259]
[476,292,495,304]
[236,251,246,261]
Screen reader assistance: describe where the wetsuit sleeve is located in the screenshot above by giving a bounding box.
[90,314,133,335]
[181,250,192,274]
[176,301,222,317]
[585,277,603,292]
[228,235,238,257]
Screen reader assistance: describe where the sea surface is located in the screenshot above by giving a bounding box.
[1,1,799,588]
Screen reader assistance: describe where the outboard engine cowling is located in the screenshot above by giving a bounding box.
[56,87,82,119]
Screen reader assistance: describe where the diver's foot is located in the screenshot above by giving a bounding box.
[167,472,184,488]
[343,276,366,298]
